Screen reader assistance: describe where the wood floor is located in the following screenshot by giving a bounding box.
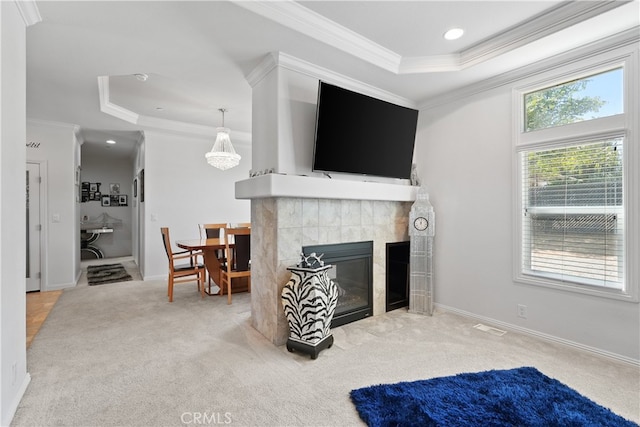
[26,290,62,348]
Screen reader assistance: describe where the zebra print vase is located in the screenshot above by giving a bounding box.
[281,264,338,359]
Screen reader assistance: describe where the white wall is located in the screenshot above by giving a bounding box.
[132,136,145,268]
[251,69,279,174]
[416,45,639,362]
[80,153,134,258]
[0,2,29,424]
[27,120,80,289]
[142,131,251,280]
[249,53,417,185]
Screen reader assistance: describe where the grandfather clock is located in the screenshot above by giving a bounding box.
[408,186,435,315]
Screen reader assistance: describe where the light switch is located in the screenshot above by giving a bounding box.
[150,213,158,222]
[52,213,60,222]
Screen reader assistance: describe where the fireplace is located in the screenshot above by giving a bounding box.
[303,241,373,327]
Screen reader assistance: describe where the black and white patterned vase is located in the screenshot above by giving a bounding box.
[281,264,338,359]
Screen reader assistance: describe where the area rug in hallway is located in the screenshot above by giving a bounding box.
[87,263,133,286]
[350,366,637,427]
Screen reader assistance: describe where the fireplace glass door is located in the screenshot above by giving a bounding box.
[303,241,373,327]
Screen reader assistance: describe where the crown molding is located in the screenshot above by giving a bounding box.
[249,51,417,109]
[237,0,630,76]
[457,1,629,70]
[74,127,84,145]
[399,55,462,74]
[27,118,78,130]
[15,0,41,27]
[419,28,640,112]
[232,0,400,73]
[246,53,279,87]
[97,76,140,124]
[97,76,252,142]
[276,52,416,108]
[137,115,216,138]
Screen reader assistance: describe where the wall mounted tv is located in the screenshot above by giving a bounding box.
[312,81,419,180]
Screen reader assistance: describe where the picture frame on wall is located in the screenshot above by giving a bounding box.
[109,183,120,195]
[119,195,128,206]
[101,195,111,207]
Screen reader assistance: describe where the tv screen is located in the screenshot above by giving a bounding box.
[312,82,418,179]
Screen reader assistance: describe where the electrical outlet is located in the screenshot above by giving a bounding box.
[517,304,527,319]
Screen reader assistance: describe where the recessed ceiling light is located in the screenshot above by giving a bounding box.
[106,139,116,145]
[134,73,148,82]
[155,107,164,111]
[444,28,464,41]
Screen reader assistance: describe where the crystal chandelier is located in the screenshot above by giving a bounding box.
[205,108,241,170]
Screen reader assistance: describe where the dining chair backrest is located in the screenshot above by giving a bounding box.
[160,226,205,302]
[200,223,228,239]
[160,227,173,259]
[225,227,251,271]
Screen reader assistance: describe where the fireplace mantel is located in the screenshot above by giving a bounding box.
[235,174,417,201]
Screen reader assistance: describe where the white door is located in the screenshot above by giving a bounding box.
[26,162,41,292]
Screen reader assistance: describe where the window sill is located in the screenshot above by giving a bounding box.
[514,272,638,303]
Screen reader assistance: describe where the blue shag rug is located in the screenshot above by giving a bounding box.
[350,367,637,427]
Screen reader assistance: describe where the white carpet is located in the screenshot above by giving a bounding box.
[13,275,640,426]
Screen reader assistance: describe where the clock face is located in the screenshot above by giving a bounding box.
[414,216,429,231]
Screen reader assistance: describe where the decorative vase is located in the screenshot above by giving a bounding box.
[281,263,338,359]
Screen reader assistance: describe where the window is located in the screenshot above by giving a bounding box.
[514,58,636,301]
[520,139,623,289]
[524,68,623,132]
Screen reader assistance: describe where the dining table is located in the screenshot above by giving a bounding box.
[175,238,248,296]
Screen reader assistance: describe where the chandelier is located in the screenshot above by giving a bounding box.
[205,108,241,170]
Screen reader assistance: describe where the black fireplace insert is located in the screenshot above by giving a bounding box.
[302,240,373,328]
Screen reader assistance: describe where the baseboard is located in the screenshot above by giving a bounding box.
[435,304,640,367]
[3,373,31,427]
[143,274,166,281]
[43,282,75,292]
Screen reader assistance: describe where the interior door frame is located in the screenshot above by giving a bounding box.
[27,160,48,292]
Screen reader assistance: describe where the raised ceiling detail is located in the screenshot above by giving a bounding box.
[236,0,628,74]
[98,75,251,144]
[26,1,639,146]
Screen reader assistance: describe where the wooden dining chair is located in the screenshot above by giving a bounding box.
[199,223,228,239]
[220,227,251,304]
[199,223,228,290]
[160,227,206,302]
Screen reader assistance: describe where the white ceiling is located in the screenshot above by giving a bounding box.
[25,1,639,158]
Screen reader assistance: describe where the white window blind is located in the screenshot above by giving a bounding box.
[520,138,624,289]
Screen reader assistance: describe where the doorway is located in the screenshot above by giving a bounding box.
[26,162,43,292]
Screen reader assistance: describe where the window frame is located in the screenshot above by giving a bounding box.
[512,48,638,302]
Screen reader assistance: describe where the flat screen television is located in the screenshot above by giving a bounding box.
[312,82,419,180]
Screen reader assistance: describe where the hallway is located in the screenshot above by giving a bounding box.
[26,256,142,347]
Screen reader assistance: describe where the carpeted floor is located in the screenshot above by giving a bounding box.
[13,277,640,426]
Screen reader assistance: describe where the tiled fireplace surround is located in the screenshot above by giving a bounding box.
[239,52,419,345]
[249,195,412,346]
